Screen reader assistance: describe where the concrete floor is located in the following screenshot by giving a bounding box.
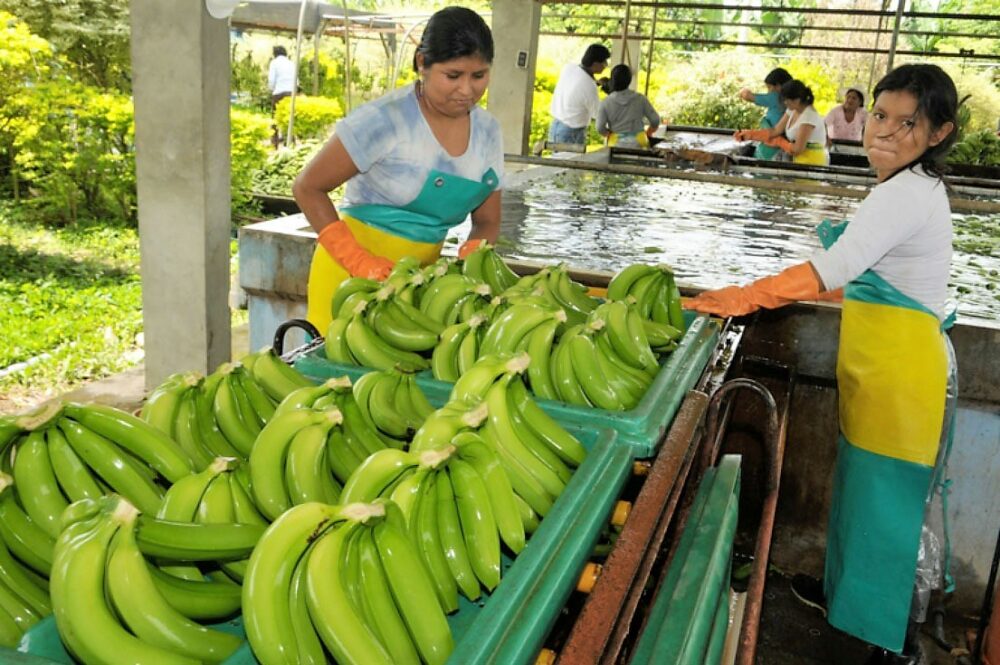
[45,324,250,415]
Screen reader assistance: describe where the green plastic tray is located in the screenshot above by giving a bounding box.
[6,426,633,665]
[293,312,720,457]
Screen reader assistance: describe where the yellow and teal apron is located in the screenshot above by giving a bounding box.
[306,168,498,331]
[754,118,780,161]
[818,219,954,652]
[793,141,830,166]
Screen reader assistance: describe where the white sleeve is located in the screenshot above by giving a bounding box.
[810,177,932,290]
[585,84,599,121]
[267,61,277,92]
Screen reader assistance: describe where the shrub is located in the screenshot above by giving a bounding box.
[250,140,323,197]
[231,109,271,210]
[274,95,342,142]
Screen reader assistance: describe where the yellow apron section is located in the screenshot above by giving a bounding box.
[837,299,948,466]
[792,143,830,166]
[607,131,650,149]
[306,215,442,332]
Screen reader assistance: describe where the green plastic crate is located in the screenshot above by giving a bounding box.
[293,311,720,456]
[6,426,632,665]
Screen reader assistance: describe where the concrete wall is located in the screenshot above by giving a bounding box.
[131,0,232,387]
[488,0,542,155]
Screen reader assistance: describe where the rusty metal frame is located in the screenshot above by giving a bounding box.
[557,389,711,664]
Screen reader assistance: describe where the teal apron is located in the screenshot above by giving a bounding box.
[307,168,497,330]
[818,219,956,652]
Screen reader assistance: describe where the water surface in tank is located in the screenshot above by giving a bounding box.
[450,170,999,322]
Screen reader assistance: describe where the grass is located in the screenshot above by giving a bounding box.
[0,207,247,414]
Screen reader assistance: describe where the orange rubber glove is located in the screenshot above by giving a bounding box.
[765,136,795,154]
[683,262,842,317]
[734,128,772,142]
[458,238,483,259]
[317,221,394,280]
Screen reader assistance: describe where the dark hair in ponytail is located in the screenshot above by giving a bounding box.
[413,7,493,72]
[779,79,814,106]
[871,63,960,179]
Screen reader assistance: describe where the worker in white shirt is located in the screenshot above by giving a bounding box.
[268,45,296,110]
[548,44,610,145]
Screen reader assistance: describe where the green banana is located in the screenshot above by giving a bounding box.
[432,319,471,381]
[509,376,587,466]
[251,349,314,403]
[194,373,246,460]
[147,563,243,620]
[435,470,481,601]
[420,274,479,323]
[481,247,520,293]
[172,389,216,471]
[480,303,562,356]
[514,494,541,534]
[454,432,524,554]
[478,422,555,518]
[228,369,263,437]
[628,270,665,320]
[571,330,627,411]
[410,401,488,452]
[13,430,69,538]
[369,372,414,439]
[238,368,278,425]
[325,315,358,365]
[228,471,269,527]
[135,515,264,561]
[389,466,428,524]
[212,366,258,457]
[551,325,592,406]
[45,427,103,501]
[346,309,430,372]
[449,459,500,591]
[58,417,165,514]
[340,449,419,504]
[412,472,459,613]
[450,352,530,403]
[607,263,658,301]
[63,402,194,483]
[286,422,342,505]
[370,298,439,352]
[50,502,197,665]
[341,391,394,453]
[643,318,684,350]
[107,518,242,662]
[250,408,340,521]
[243,501,343,665]
[603,300,657,370]
[662,267,687,331]
[306,520,393,665]
[596,332,656,392]
[274,376,352,418]
[457,316,481,375]
[158,457,230,522]
[0,575,41,633]
[551,266,599,313]
[357,525,421,664]
[141,373,196,436]
[0,605,20,648]
[0,537,51,617]
[374,511,455,665]
[288,546,327,665]
[523,318,561,401]
[331,277,380,321]
[326,427,365,484]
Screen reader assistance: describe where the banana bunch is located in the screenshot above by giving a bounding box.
[141,348,314,464]
[155,456,267,586]
[498,264,598,327]
[606,263,687,337]
[243,500,453,665]
[50,495,245,664]
[460,241,520,294]
[351,368,435,448]
[0,473,51,647]
[0,400,194,583]
[431,312,490,381]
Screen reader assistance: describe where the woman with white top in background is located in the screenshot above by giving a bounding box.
[734,79,830,166]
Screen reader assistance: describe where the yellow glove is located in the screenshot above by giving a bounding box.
[317,221,394,280]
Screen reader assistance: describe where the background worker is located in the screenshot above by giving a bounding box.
[734,79,829,166]
[292,7,503,332]
[737,67,793,160]
[596,64,660,148]
[267,45,296,109]
[826,85,868,145]
[688,63,961,665]
[548,44,611,145]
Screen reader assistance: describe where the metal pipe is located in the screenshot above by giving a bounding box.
[541,0,1000,22]
[341,0,352,112]
[886,0,907,73]
[643,2,659,98]
[312,19,324,95]
[620,0,633,67]
[286,0,310,145]
[390,18,429,90]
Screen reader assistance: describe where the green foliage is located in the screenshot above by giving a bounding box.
[949,129,1000,167]
[230,109,271,210]
[653,53,768,129]
[232,51,270,110]
[274,95,343,142]
[250,140,323,196]
[0,0,131,92]
[942,65,1000,133]
[0,212,143,405]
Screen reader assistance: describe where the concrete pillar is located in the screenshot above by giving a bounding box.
[131,0,232,389]
[611,37,643,91]
[488,0,542,155]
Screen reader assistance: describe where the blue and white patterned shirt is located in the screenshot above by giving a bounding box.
[335,84,504,209]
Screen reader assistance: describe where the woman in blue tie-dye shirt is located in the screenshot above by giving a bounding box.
[294,6,504,331]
